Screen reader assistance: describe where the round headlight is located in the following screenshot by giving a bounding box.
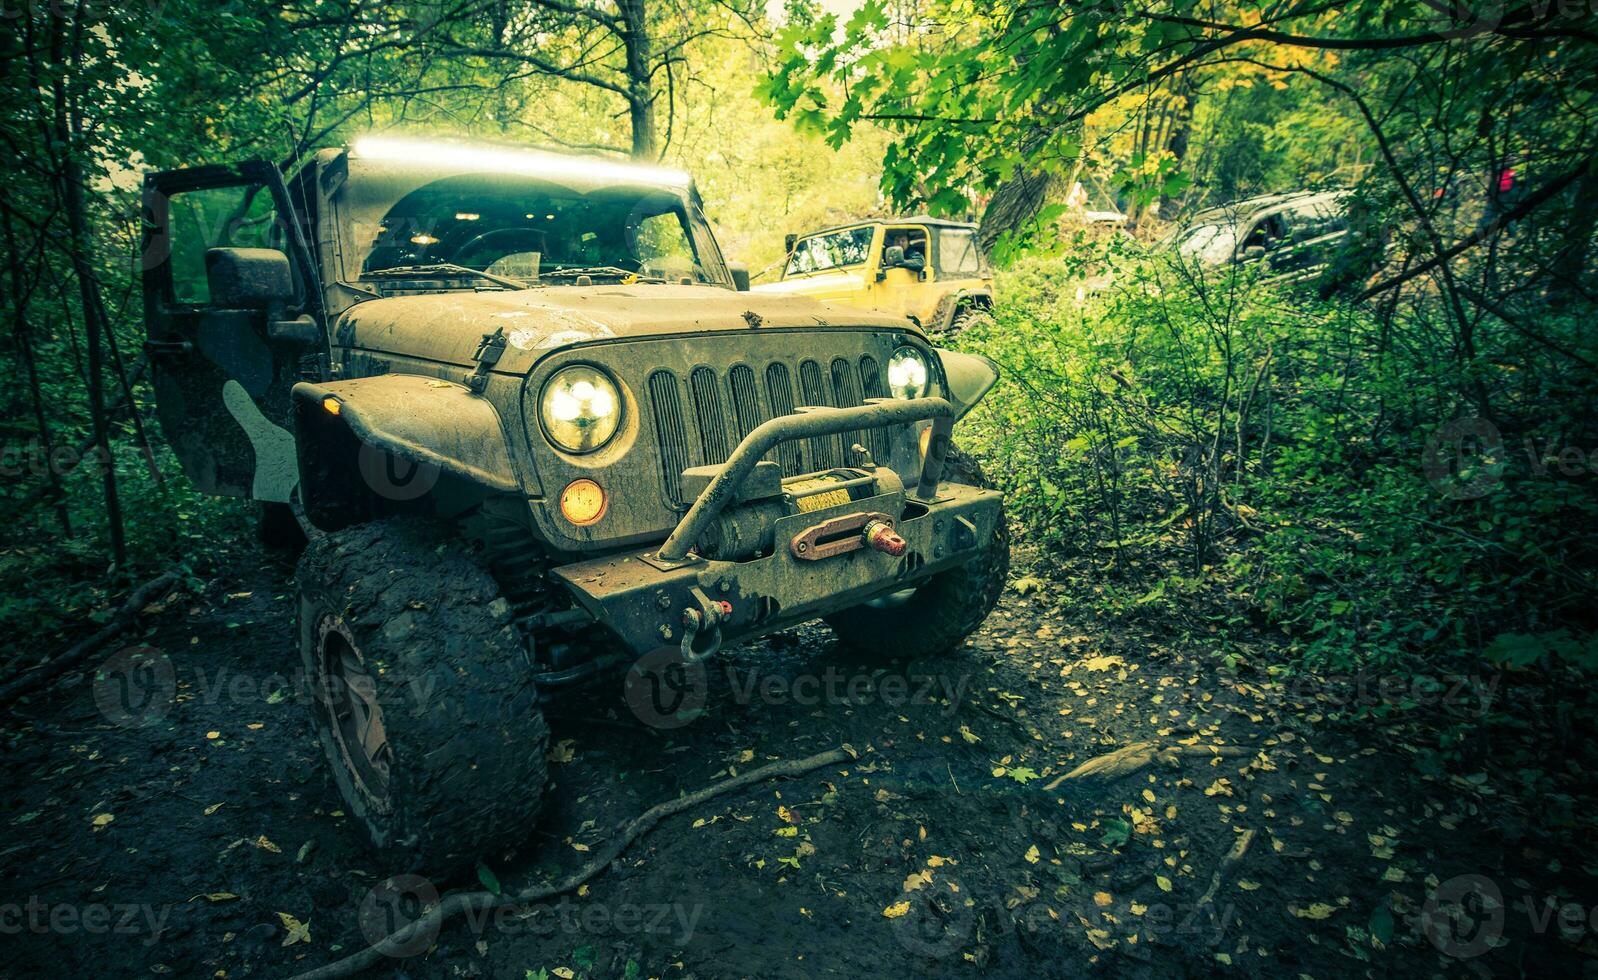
[539,365,621,453]
[887,346,931,399]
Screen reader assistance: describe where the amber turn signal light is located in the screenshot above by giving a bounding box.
[322,396,342,416]
[559,479,607,526]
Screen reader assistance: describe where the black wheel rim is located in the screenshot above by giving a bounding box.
[317,617,393,811]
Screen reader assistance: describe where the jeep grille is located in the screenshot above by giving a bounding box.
[647,355,892,506]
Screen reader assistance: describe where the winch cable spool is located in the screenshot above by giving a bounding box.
[784,472,858,513]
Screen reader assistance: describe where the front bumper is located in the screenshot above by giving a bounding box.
[554,481,1002,657]
[551,399,1002,658]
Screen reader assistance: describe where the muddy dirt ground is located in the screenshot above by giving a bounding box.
[1,539,1590,979]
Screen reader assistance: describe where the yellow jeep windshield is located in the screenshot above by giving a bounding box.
[785,226,875,276]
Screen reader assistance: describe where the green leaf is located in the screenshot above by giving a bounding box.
[1369,905,1394,945]
[476,861,501,896]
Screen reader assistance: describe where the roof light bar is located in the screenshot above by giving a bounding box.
[351,136,690,189]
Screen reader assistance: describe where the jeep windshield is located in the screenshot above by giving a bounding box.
[358,174,715,287]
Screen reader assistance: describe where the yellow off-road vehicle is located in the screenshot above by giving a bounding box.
[753,217,995,336]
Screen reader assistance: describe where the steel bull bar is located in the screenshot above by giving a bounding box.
[551,397,1002,665]
[658,398,956,562]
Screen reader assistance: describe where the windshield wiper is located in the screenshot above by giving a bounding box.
[540,266,669,284]
[361,263,529,290]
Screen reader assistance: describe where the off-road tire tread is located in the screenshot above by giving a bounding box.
[824,448,1009,658]
[296,518,548,876]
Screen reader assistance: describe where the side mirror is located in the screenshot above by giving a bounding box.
[206,247,294,308]
[728,262,751,292]
[784,233,797,254]
[884,244,905,266]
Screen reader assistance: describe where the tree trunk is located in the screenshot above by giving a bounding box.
[617,0,656,159]
[53,4,126,566]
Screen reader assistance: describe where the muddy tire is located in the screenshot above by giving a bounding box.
[824,448,1009,658]
[945,305,993,341]
[296,518,548,876]
[257,501,307,552]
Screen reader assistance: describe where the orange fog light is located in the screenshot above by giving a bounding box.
[559,479,607,526]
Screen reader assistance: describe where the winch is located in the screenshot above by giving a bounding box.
[687,457,907,562]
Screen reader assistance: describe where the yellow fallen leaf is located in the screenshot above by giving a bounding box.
[777,805,799,824]
[1291,903,1338,920]
[202,893,239,902]
[547,739,577,764]
[571,842,590,852]
[1130,901,1148,915]
[883,901,912,918]
[737,749,755,763]
[926,855,949,868]
[959,725,982,744]
[91,813,114,829]
[1237,880,1261,891]
[903,870,933,892]
[206,731,221,740]
[1156,875,1173,892]
[276,911,310,946]
[1093,891,1113,908]
[1024,845,1040,864]
[552,969,575,980]
[204,803,224,816]
[252,835,281,853]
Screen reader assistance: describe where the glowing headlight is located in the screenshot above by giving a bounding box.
[539,366,621,453]
[887,346,931,399]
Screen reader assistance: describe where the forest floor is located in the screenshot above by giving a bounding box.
[1,538,1592,979]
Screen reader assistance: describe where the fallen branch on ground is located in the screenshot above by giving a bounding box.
[0,569,182,704]
[1196,828,1255,910]
[1044,741,1250,791]
[289,744,859,980]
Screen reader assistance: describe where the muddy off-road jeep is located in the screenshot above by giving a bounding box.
[142,137,1008,872]
[752,217,995,336]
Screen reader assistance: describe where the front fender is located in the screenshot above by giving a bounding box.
[291,375,520,528]
[936,349,1000,420]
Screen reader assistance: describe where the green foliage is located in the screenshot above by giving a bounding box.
[961,247,1598,674]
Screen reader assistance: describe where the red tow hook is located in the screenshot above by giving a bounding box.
[861,519,907,557]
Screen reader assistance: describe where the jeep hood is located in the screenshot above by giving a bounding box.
[334,284,914,373]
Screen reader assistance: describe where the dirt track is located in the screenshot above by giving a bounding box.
[0,540,1586,978]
